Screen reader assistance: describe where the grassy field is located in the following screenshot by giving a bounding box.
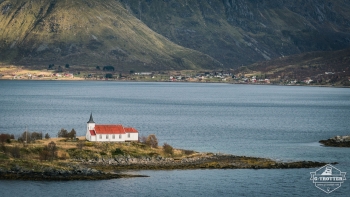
[0,136,197,171]
[0,65,83,80]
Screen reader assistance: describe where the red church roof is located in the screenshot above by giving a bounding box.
[94,125,126,134]
[124,127,138,133]
[89,130,96,136]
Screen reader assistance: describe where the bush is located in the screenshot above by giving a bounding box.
[0,133,13,144]
[77,141,84,150]
[85,142,94,147]
[31,132,42,141]
[58,128,68,138]
[111,148,124,155]
[163,143,173,155]
[58,128,76,139]
[0,144,6,153]
[8,146,21,158]
[59,153,67,160]
[145,134,158,148]
[39,149,50,161]
[39,141,58,161]
[105,73,113,78]
[103,65,114,71]
[182,149,195,155]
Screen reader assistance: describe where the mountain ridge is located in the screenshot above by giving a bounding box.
[0,0,222,71]
[1,0,350,71]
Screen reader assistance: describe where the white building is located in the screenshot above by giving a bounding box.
[85,113,138,142]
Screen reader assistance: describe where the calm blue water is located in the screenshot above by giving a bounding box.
[0,81,349,196]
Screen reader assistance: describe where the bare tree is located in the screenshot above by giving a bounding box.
[145,134,158,148]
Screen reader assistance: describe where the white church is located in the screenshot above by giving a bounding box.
[85,113,139,142]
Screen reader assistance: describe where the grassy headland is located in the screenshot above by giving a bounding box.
[0,135,330,180]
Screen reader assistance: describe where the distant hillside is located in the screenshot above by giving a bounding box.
[124,0,350,68]
[1,0,350,71]
[242,48,350,85]
[0,0,221,71]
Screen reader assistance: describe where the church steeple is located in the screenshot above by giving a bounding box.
[87,113,95,123]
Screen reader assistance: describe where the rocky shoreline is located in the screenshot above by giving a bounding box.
[319,136,350,147]
[0,165,148,181]
[82,154,329,170]
[0,153,332,181]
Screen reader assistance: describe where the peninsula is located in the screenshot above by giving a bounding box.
[0,134,330,181]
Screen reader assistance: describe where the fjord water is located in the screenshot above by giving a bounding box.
[0,81,349,196]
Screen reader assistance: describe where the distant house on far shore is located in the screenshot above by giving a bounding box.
[85,113,138,142]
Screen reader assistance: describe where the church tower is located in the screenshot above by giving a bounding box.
[87,113,95,131]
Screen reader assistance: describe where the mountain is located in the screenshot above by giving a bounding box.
[0,0,222,71]
[1,0,350,71]
[240,48,350,85]
[123,0,350,68]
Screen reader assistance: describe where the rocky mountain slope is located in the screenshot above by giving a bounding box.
[123,0,350,68]
[1,0,350,71]
[240,48,350,85]
[0,0,221,71]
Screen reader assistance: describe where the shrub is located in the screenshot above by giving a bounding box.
[163,143,173,155]
[0,133,13,144]
[145,134,158,148]
[9,146,21,158]
[58,128,68,138]
[31,132,42,141]
[77,141,85,150]
[103,65,114,71]
[182,149,195,155]
[39,141,58,161]
[105,73,113,78]
[85,142,93,147]
[0,144,6,153]
[39,149,50,161]
[111,148,124,155]
[59,153,67,160]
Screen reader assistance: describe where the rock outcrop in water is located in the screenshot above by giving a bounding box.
[319,136,350,147]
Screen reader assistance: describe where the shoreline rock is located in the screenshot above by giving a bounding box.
[0,154,332,181]
[0,166,148,181]
[319,136,350,147]
[81,154,329,171]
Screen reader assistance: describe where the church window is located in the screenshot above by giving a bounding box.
[99,135,102,139]
[119,134,122,139]
[106,135,109,139]
[112,134,115,139]
[128,133,130,138]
